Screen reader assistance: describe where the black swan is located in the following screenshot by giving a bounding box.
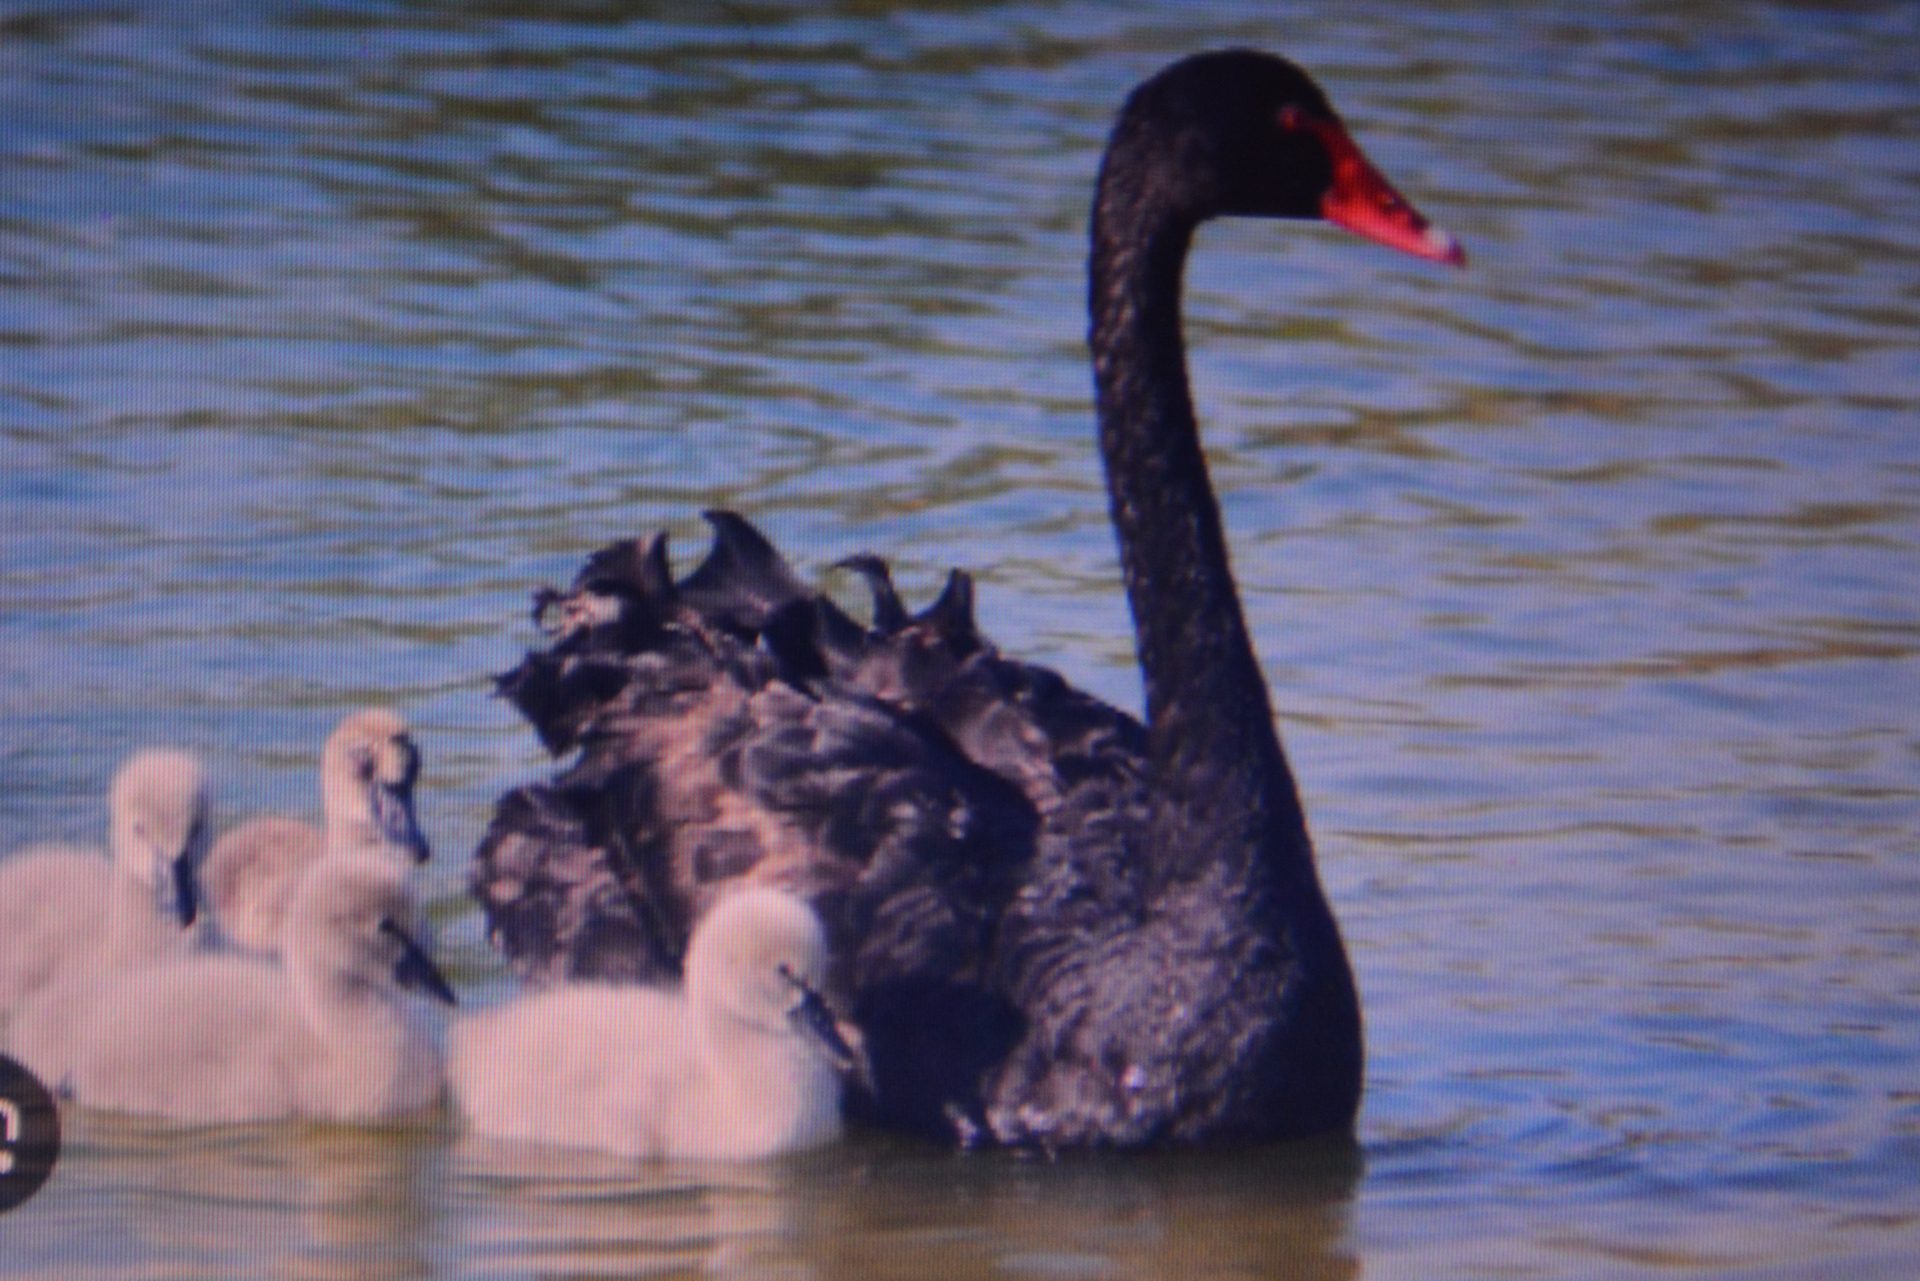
[473,49,1462,1150]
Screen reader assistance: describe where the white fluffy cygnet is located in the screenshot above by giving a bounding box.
[61,856,456,1124]
[451,886,862,1160]
[202,708,431,956]
[0,748,210,1023]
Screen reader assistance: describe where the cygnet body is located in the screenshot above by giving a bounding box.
[62,857,455,1123]
[0,748,209,1025]
[202,709,431,956]
[452,887,859,1160]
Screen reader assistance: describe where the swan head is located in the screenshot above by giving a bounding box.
[320,708,432,866]
[108,747,210,927]
[685,887,866,1082]
[283,858,456,1007]
[1104,49,1464,265]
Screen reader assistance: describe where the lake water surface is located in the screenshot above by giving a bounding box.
[3,2,1918,1277]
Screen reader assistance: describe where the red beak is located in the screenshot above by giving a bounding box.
[1284,109,1466,267]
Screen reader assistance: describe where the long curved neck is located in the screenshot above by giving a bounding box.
[693,1002,841,1156]
[102,863,175,967]
[288,956,421,1111]
[1089,187,1313,884]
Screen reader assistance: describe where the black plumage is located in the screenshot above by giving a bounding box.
[473,48,1462,1148]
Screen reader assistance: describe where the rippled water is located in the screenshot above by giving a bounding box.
[3,1,1918,1277]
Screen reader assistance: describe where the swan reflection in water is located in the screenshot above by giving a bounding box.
[446,1135,1361,1281]
[448,1136,824,1280]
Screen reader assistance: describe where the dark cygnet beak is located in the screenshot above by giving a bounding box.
[783,970,870,1089]
[169,852,200,927]
[382,919,457,1006]
[372,781,432,865]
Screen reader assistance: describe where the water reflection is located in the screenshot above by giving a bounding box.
[802,1140,1366,1281]
[441,1135,1364,1281]
[448,1137,805,1279]
[23,1111,441,1280]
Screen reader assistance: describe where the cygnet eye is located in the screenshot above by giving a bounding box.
[354,747,379,782]
[775,962,817,1005]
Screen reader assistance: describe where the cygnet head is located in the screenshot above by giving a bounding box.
[320,708,431,865]
[284,858,456,1008]
[108,747,211,926]
[685,887,863,1079]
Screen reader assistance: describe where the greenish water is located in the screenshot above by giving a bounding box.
[3,1,1919,1277]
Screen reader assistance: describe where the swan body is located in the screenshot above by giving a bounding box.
[203,708,431,956]
[59,857,454,1123]
[472,50,1461,1148]
[0,749,209,1025]
[451,886,858,1160]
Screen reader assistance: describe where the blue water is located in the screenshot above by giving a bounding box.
[3,2,1918,1277]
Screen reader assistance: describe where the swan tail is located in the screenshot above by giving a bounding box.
[676,510,813,634]
[834,554,910,632]
[577,530,676,602]
[761,596,873,689]
[916,570,980,648]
